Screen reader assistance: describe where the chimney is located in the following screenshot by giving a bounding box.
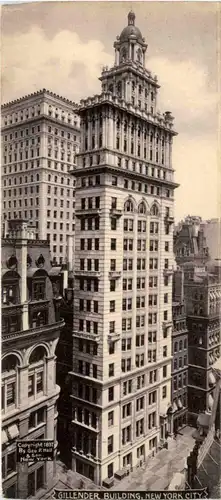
[67,234,74,271]
[9,219,29,330]
[173,269,184,303]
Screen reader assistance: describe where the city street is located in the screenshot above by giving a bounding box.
[111,427,195,491]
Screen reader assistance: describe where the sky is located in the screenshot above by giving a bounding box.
[1,1,220,222]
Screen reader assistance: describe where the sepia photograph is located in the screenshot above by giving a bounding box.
[1,1,221,499]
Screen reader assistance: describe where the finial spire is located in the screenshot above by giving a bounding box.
[128,10,135,26]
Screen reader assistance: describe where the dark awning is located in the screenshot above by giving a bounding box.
[27,268,48,278]
[49,267,62,277]
[2,268,20,279]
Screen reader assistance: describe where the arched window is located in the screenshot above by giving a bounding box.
[2,270,20,306]
[29,346,46,364]
[150,204,159,217]
[2,354,20,412]
[36,174,39,181]
[124,200,134,213]
[138,202,146,214]
[121,47,127,62]
[117,81,122,95]
[28,346,47,400]
[137,49,142,63]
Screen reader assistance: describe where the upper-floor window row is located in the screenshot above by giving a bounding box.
[78,175,172,199]
[3,104,79,125]
[80,197,100,210]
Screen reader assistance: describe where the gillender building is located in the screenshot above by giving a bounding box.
[70,12,179,486]
[1,219,64,499]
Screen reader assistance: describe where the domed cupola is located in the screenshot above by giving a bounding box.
[119,11,143,43]
[114,12,147,67]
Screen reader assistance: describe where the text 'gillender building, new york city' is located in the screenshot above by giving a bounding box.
[70,12,179,486]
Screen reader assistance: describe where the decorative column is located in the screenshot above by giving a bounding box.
[102,111,107,148]
[128,117,131,159]
[114,48,119,66]
[131,210,138,369]
[46,404,56,490]
[46,356,56,396]
[16,238,29,330]
[17,461,28,499]
[169,138,172,169]
[107,110,114,150]
[19,364,29,410]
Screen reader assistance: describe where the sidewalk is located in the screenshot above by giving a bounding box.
[111,426,195,491]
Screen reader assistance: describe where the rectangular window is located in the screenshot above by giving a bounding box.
[111,238,116,250]
[108,435,113,454]
[162,386,167,398]
[110,300,115,312]
[108,411,114,427]
[109,321,115,334]
[109,363,114,377]
[108,386,114,402]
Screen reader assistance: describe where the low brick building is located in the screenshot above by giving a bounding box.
[1,219,64,498]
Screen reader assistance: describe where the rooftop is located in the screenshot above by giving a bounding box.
[1,88,79,109]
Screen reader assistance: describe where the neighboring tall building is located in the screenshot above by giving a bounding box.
[174,216,209,266]
[171,269,188,433]
[1,89,80,265]
[201,218,221,261]
[70,12,178,486]
[183,261,221,426]
[1,218,64,499]
[174,216,221,263]
[187,357,221,495]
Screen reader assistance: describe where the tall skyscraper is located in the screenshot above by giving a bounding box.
[70,12,179,485]
[1,89,80,265]
[72,12,177,483]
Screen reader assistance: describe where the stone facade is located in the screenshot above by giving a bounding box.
[1,219,64,498]
[69,12,178,486]
[171,269,188,433]
[183,262,221,426]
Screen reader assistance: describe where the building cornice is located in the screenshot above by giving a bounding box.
[71,163,179,189]
[99,61,160,88]
[1,114,80,134]
[2,319,65,344]
[2,239,50,247]
[78,92,177,136]
[1,89,78,110]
